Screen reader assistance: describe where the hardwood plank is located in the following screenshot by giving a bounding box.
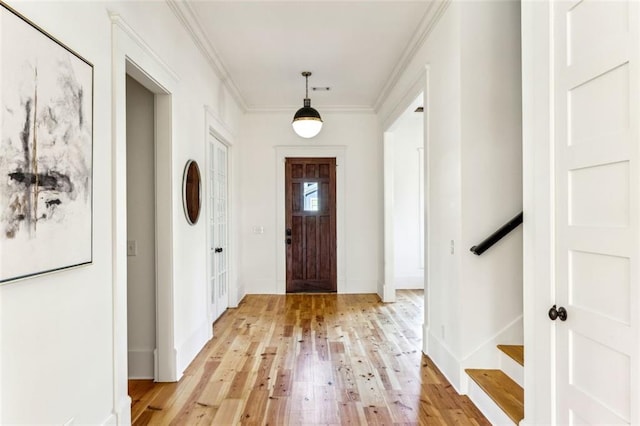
[211,398,243,424]
[363,405,394,425]
[263,396,289,425]
[466,368,524,424]
[497,344,524,366]
[338,402,367,424]
[129,379,160,423]
[129,291,489,425]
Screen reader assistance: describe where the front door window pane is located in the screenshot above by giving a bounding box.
[304,182,319,211]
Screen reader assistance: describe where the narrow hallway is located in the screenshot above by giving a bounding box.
[130,291,488,425]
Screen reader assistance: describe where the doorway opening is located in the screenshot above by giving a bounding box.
[125,75,156,380]
[384,92,425,303]
[119,57,175,387]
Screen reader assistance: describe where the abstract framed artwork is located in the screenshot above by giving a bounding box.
[0,4,93,283]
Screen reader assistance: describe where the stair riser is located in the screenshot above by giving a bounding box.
[500,351,524,388]
[467,379,518,425]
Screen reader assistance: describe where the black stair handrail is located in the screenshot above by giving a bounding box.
[470,211,523,256]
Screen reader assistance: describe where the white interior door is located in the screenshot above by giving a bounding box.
[553,1,639,424]
[209,135,229,322]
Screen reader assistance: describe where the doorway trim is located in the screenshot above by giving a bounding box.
[111,14,178,424]
[204,106,236,324]
[521,2,557,423]
[205,107,237,319]
[382,67,430,350]
[275,146,346,294]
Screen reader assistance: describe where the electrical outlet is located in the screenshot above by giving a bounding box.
[252,226,264,234]
[441,325,446,339]
[127,240,137,256]
[450,240,454,254]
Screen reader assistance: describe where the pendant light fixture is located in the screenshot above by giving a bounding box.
[292,71,323,138]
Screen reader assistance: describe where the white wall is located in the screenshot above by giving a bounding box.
[0,1,242,423]
[459,0,523,368]
[392,110,424,289]
[238,112,383,295]
[379,0,464,387]
[378,0,522,392]
[126,76,156,379]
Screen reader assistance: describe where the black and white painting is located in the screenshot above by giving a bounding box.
[0,5,93,283]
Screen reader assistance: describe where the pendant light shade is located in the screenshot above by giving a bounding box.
[292,72,323,138]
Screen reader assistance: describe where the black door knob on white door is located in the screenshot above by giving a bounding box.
[215,247,223,253]
[548,304,568,321]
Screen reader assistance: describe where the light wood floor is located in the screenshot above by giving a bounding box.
[129,291,489,425]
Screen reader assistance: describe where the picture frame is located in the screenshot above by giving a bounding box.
[0,3,93,283]
[182,159,202,225]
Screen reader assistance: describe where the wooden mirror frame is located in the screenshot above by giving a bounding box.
[182,159,201,225]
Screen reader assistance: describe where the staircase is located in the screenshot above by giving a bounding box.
[466,345,524,425]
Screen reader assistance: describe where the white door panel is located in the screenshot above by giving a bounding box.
[553,0,639,424]
[208,135,229,322]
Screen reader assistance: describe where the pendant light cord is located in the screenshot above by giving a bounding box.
[305,74,309,99]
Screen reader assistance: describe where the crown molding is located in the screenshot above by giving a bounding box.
[165,0,248,112]
[373,0,451,112]
[166,0,449,115]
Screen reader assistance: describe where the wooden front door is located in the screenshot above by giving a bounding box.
[285,157,337,293]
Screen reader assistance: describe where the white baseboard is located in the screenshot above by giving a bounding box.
[460,315,523,366]
[231,288,246,308]
[101,413,116,426]
[342,279,378,294]
[458,316,523,393]
[394,276,424,289]
[248,279,281,294]
[422,325,429,353]
[177,320,212,376]
[248,279,378,295]
[105,395,131,425]
[381,281,396,302]
[426,331,462,393]
[423,316,523,396]
[128,348,155,379]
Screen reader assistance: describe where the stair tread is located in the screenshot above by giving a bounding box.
[497,344,524,366]
[466,368,524,424]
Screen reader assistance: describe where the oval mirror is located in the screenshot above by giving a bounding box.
[182,159,201,225]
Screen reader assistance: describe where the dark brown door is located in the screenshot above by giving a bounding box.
[285,157,337,293]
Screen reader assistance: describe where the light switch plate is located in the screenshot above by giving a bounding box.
[127,240,137,256]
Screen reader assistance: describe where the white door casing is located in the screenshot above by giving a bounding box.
[553,1,639,424]
[111,13,179,422]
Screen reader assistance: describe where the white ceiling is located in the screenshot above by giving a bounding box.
[182,1,434,111]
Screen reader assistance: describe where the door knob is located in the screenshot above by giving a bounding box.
[286,238,292,245]
[548,304,568,321]
[286,228,292,236]
[215,247,223,253]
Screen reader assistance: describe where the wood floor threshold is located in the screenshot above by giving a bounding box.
[466,369,524,424]
[130,291,489,425]
[497,344,524,366]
